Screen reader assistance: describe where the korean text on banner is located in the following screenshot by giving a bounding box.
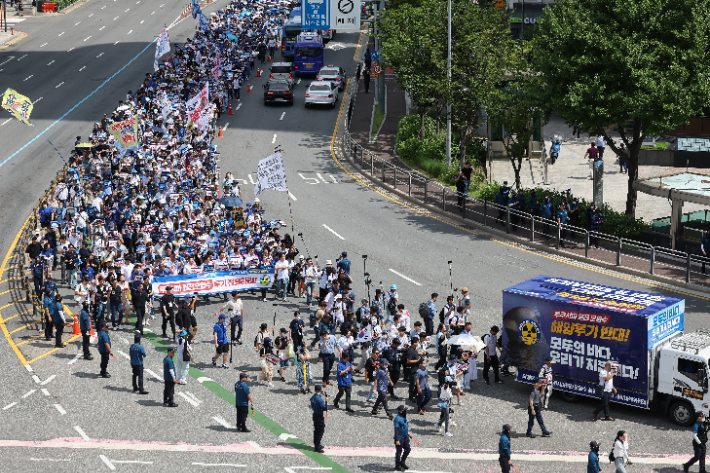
[302,0,329,29]
[254,152,288,197]
[152,268,275,297]
[331,0,361,31]
[108,116,139,149]
[154,27,170,71]
[185,83,210,130]
[1,88,33,126]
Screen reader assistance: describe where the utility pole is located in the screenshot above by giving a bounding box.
[445,0,452,166]
[2,0,7,33]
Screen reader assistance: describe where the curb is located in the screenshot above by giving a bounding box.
[0,30,27,50]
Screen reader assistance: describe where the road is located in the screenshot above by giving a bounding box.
[0,3,708,472]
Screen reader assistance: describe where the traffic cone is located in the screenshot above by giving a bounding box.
[267,54,271,62]
[218,126,224,138]
[256,67,261,77]
[246,83,251,93]
[228,102,233,115]
[71,314,81,335]
[89,319,96,337]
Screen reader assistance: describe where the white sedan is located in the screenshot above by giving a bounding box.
[304,81,338,108]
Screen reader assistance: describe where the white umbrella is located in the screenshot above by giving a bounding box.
[444,334,485,352]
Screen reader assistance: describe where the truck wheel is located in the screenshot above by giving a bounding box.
[670,401,695,427]
[560,392,580,403]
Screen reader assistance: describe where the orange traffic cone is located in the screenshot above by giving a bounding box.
[71,313,81,335]
[256,67,261,77]
[218,126,224,138]
[89,319,96,337]
[267,54,271,62]
[228,102,233,115]
[246,83,251,93]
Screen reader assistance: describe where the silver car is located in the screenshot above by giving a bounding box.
[315,65,347,90]
[305,81,338,108]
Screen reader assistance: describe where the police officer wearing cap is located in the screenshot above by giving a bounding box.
[235,372,254,432]
[393,405,411,471]
[52,295,66,348]
[97,322,113,378]
[129,333,149,394]
[588,440,602,473]
[79,302,93,360]
[683,411,708,473]
[161,286,176,338]
[499,424,512,473]
[310,385,328,454]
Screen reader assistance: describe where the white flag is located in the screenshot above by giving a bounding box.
[254,152,287,197]
[159,93,173,120]
[356,325,372,343]
[154,27,170,71]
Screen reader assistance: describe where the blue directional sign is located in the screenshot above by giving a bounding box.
[302,0,330,29]
[371,50,380,61]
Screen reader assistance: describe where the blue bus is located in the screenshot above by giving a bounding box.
[294,33,324,76]
[281,16,302,58]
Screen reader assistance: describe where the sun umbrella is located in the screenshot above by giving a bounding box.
[221,196,244,208]
[75,142,94,148]
[444,333,482,347]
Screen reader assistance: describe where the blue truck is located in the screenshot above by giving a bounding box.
[500,275,710,426]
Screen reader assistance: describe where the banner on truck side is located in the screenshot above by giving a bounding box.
[152,268,274,297]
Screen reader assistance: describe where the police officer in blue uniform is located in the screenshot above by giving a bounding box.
[683,411,708,473]
[52,295,66,348]
[79,302,93,360]
[129,334,149,394]
[163,347,181,407]
[310,385,328,454]
[235,372,254,432]
[394,405,412,471]
[43,289,55,341]
[97,323,113,378]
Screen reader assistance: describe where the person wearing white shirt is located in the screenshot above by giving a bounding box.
[593,361,618,422]
[302,258,318,309]
[74,277,93,307]
[274,253,290,301]
[338,332,355,361]
[595,135,607,159]
[397,306,411,332]
[612,430,631,473]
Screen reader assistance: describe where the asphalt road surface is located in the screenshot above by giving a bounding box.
[0,2,708,472]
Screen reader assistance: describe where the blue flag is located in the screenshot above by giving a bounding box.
[199,13,210,30]
[191,0,201,19]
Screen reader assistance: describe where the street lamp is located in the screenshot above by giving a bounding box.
[445,0,452,166]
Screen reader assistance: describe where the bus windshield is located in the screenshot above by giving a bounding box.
[296,47,322,57]
[284,26,301,38]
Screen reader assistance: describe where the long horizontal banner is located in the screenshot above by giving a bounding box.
[152,269,274,297]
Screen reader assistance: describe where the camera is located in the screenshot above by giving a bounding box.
[362,255,368,259]
[448,260,453,264]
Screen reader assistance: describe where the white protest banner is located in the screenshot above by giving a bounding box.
[212,52,221,80]
[152,268,275,297]
[254,152,287,197]
[159,93,173,120]
[154,27,170,71]
[331,0,361,31]
[185,83,210,130]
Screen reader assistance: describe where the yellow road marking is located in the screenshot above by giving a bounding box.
[26,334,81,365]
[0,276,21,284]
[9,320,41,334]
[16,334,44,347]
[4,308,33,322]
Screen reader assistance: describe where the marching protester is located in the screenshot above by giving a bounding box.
[333,352,354,412]
[527,378,552,438]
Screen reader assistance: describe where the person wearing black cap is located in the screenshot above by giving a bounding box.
[79,302,93,360]
[683,411,708,473]
[406,336,422,402]
[372,359,394,419]
[527,378,551,438]
[52,295,66,348]
[289,311,305,350]
[235,372,254,432]
[132,281,149,335]
[336,252,351,275]
[163,347,180,407]
[499,424,512,473]
[97,322,113,378]
[160,286,176,338]
[393,405,411,471]
[129,333,148,394]
[588,440,602,473]
[310,385,328,454]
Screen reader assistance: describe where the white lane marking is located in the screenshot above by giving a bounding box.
[17,54,27,61]
[236,103,242,111]
[185,392,202,404]
[247,174,256,185]
[0,56,15,66]
[56,81,66,87]
[2,402,18,410]
[322,224,345,240]
[75,21,81,26]
[192,464,246,468]
[112,460,153,465]
[280,112,286,120]
[33,97,42,104]
[32,375,41,383]
[74,426,90,441]
[40,375,56,386]
[329,174,338,183]
[1,118,12,126]
[388,268,422,286]
[58,32,65,36]
[124,8,130,12]
[212,416,234,429]
[22,389,36,398]
[246,441,262,451]
[99,26,105,31]
[279,433,297,441]
[79,66,86,71]
[68,353,81,365]
[54,404,66,415]
[151,11,155,15]
[30,458,71,462]
[101,5,106,8]
[117,350,130,360]
[196,377,213,384]
[25,365,33,373]
[177,392,199,407]
[145,368,163,382]
[84,36,92,41]
[89,13,94,17]
[23,75,33,81]
[136,0,140,3]
[127,30,133,34]
[160,3,165,6]
[140,20,144,24]
[222,122,229,132]
[113,16,119,20]
[40,43,48,47]
[97,52,104,58]
[114,41,120,45]
[284,469,333,473]
[99,455,116,470]
[67,47,75,52]
[41,388,50,396]
[298,173,319,185]
[47,60,55,66]
[316,173,329,183]
[288,191,297,201]
[272,134,277,144]
[297,78,301,84]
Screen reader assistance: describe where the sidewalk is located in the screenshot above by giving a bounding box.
[0,29,27,49]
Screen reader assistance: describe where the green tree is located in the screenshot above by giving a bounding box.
[533,0,710,217]
[487,42,551,190]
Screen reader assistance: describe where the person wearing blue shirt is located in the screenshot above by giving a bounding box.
[79,302,93,360]
[557,202,569,248]
[587,440,602,473]
[235,372,254,432]
[540,196,553,237]
[425,293,437,336]
[336,252,351,275]
[499,424,512,473]
[319,330,339,386]
[51,295,66,348]
[212,314,230,369]
[372,359,394,419]
[529,191,538,216]
[129,334,148,395]
[310,384,328,454]
[393,405,411,471]
[97,323,113,378]
[414,358,431,414]
[43,273,57,298]
[43,290,55,341]
[683,411,708,473]
[333,353,354,412]
[163,347,180,407]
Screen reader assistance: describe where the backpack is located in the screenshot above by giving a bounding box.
[608,440,616,463]
[33,263,43,279]
[387,297,397,314]
[438,307,446,324]
[309,312,316,328]
[254,331,262,348]
[418,302,428,319]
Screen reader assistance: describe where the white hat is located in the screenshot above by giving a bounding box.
[326,260,332,265]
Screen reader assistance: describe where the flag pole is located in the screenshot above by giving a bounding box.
[274,145,295,236]
[30,123,68,165]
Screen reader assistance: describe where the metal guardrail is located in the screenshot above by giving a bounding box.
[338,112,710,289]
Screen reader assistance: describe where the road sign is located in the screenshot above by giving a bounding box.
[371,50,379,61]
[331,0,361,31]
[302,0,330,30]
[373,64,382,74]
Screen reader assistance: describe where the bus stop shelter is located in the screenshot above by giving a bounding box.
[633,172,710,249]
